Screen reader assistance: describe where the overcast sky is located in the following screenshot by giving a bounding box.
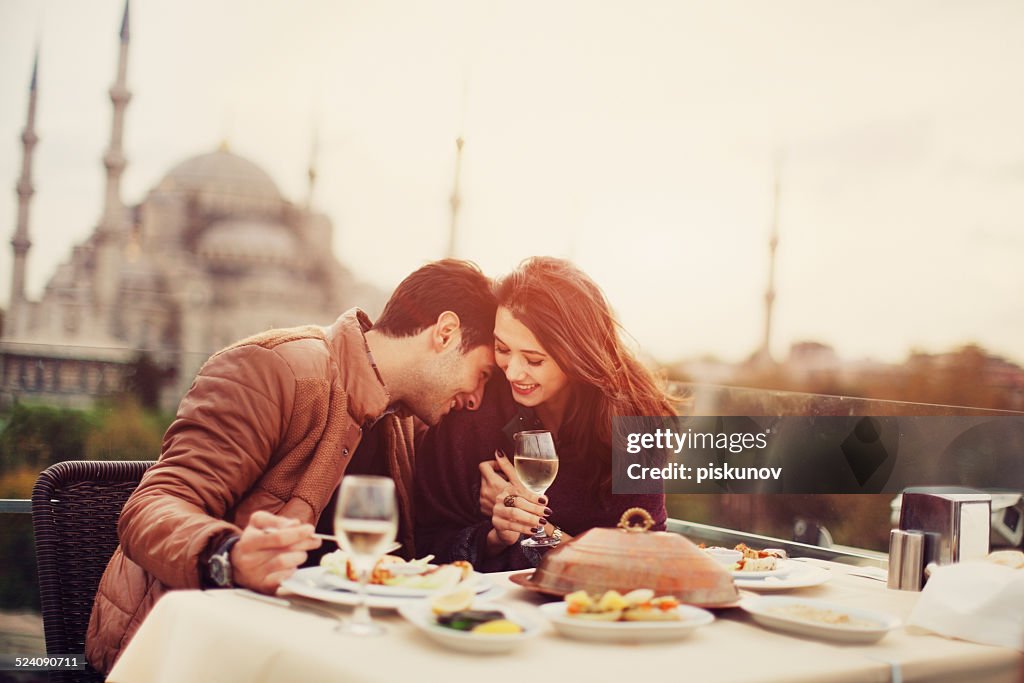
[2,0,1023,365]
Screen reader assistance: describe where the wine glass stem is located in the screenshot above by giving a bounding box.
[537,487,549,540]
[352,567,371,627]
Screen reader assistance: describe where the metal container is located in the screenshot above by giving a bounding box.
[510,508,740,607]
[887,529,925,591]
[899,490,991,568]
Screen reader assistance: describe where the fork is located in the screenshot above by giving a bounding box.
[265,530,401,555]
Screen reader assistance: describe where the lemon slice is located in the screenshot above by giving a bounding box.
[430,585,475,615]
[472,619,523,635]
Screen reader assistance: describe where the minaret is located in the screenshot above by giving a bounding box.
[7,49,40,339]
[93,0,132,318]
[445,79,469,259]
[306,125,318,209]
[445,135,464,258]
[758,157,782,366]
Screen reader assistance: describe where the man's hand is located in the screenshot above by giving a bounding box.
[230,510,321,593]
[482,452,551,551]
[478,454,511,516]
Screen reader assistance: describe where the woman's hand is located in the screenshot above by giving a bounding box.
[482,452,551,552]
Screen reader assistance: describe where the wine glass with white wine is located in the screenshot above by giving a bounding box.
[513,430,560,548]
[333,475,397,636]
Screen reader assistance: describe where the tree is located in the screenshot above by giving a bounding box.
[0,403,94,475]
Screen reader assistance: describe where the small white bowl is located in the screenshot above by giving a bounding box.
[399,603,542,654]
[704,548,743,566]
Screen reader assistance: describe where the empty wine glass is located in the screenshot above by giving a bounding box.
[513,430,560,548]
[333,475,397,636]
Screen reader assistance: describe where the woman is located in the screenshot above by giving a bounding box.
[415,257,678,571]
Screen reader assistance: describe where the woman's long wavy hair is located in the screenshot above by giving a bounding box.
[494,257,678,493]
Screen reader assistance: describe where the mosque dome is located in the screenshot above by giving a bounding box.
[157,147,282,204]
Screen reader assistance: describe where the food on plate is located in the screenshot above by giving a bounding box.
[564,590,620,621]
[472,619,524,634]
[565,589,681,622]
[699,543,788,571]
[734,543,788,560]
[320,550,473,589]
[737,556,778,572]
[764,604,879,629]
[987,550,1024,569]
[430,585,476,616]
[436,609,504,630]
[435,609,524,635]
[622,597,684,622]
[733,544,787,563]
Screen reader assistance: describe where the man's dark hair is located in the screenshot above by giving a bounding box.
[374,259,497,351]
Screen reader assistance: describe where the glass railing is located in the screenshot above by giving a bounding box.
[0,510,44,662]
[676,381,1024,417]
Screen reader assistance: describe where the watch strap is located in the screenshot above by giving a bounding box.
[203,533,241,588]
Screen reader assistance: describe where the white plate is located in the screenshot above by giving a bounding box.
[740,596,900,643]
[281,567,499,609]
[399,602,542,654]
[732,563,831,592]
[539,602,714,643]
[321,567,490,598]
[730,559,796,579]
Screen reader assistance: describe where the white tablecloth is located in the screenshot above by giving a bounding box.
[108,563,1023,683]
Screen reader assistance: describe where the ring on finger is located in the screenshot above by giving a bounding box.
[503,494,518,508]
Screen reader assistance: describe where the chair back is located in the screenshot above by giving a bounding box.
[31,460,155,681]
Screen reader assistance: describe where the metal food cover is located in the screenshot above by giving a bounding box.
[517,508,740,607]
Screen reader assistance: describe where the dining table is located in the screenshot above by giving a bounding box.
[107,560,1023,683]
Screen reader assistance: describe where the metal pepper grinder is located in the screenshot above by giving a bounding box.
[887,529,925,590]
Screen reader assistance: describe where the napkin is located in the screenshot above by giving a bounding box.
[907,560,1024,651]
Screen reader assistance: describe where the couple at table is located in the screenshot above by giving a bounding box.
[87,256,676,672]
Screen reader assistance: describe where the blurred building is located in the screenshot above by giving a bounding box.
[1,2,379,410]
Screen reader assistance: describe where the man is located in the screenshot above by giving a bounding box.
[86,259,497,673]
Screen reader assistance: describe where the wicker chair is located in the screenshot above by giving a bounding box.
[32,460,156,683]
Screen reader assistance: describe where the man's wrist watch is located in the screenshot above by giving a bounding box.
[206,534,241,588]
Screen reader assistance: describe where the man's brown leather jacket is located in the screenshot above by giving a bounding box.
[86,309,416,672]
